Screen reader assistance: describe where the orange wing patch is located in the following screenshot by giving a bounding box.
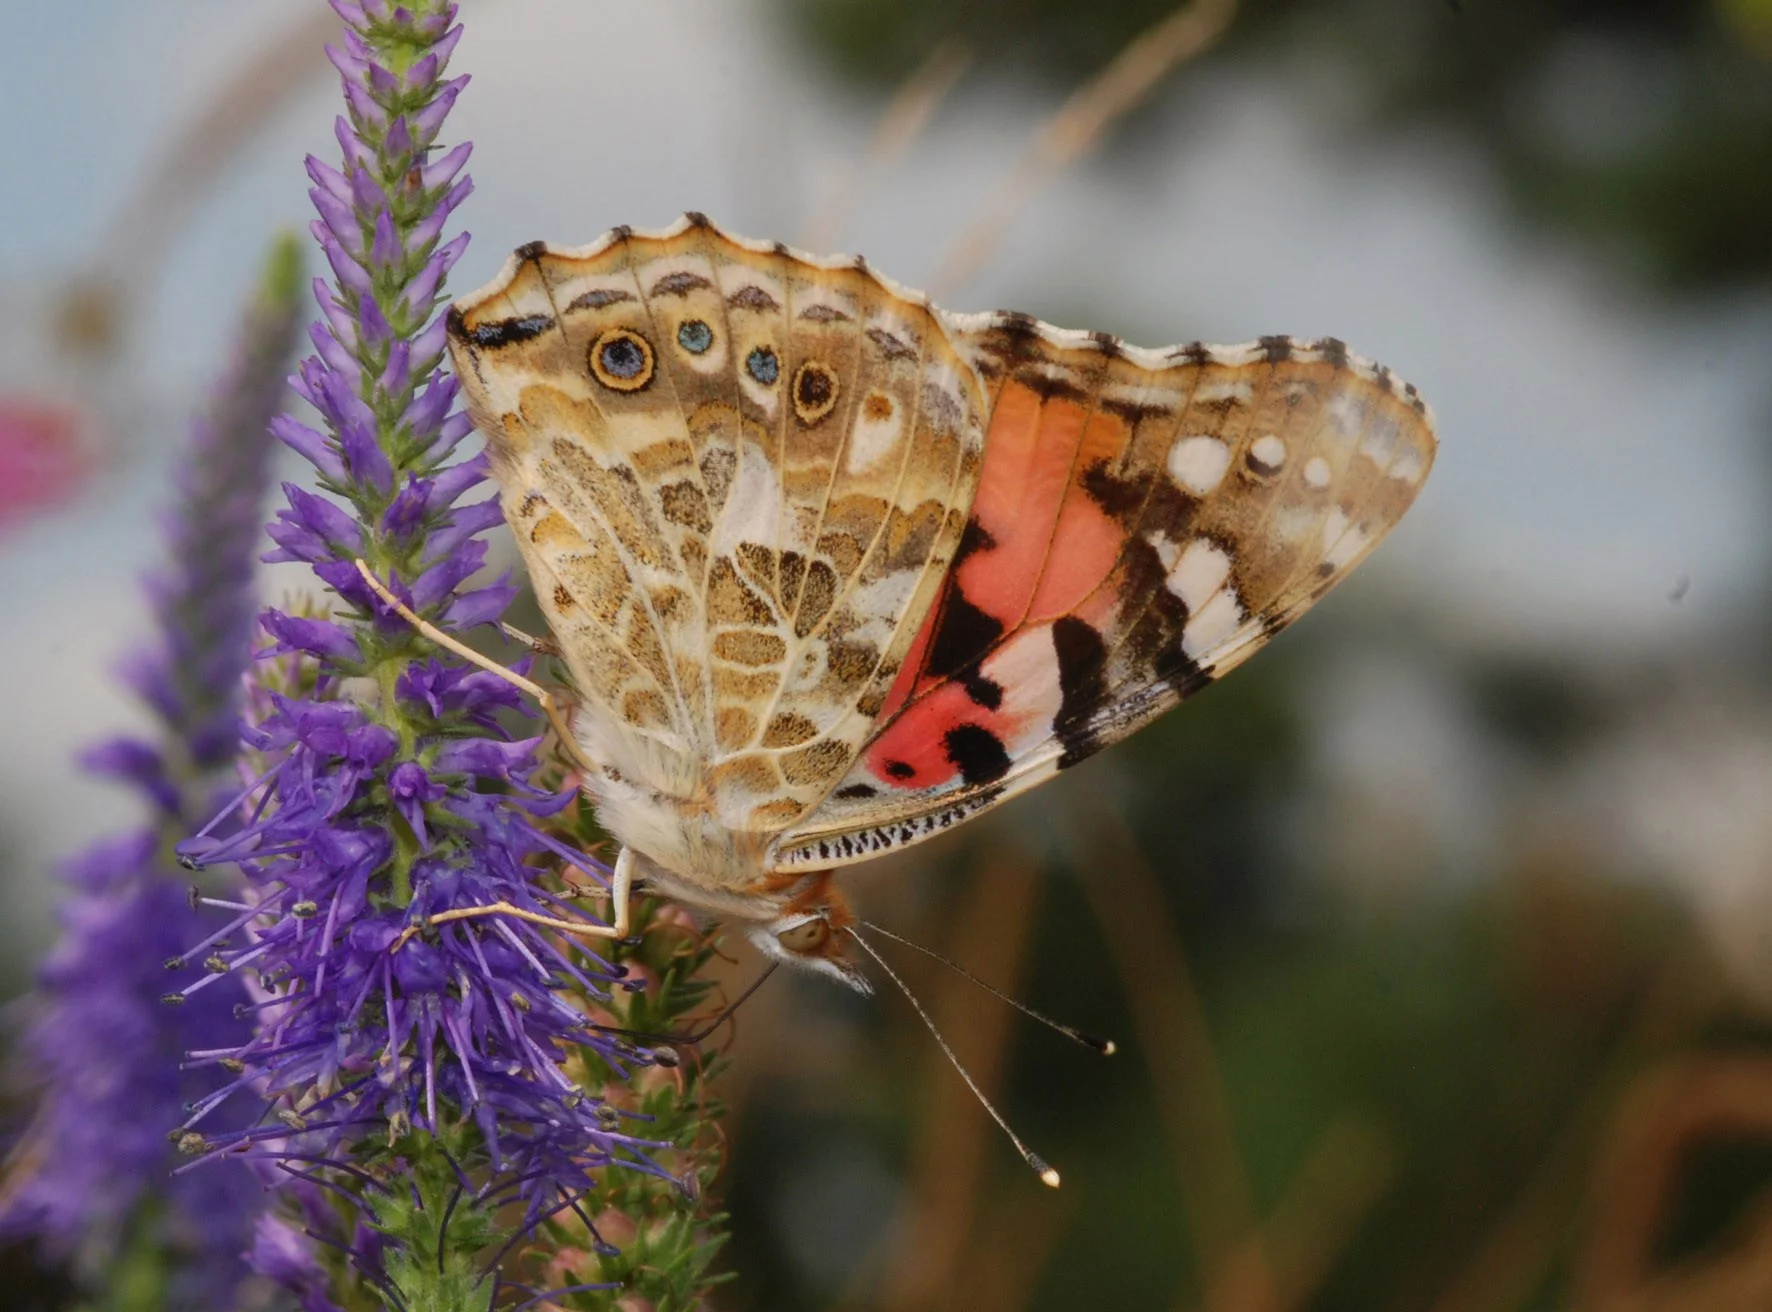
[771,324,1436,871]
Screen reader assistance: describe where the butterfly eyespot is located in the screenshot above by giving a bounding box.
[676,319,714,355]
[861,390,894,421]
[776,917,830,954]
[792,360,840,425]
[589,328,655,391]
[745,345,780,386]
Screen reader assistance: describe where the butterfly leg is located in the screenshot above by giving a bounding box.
[352,559,593,777]
[391,846,635,951]
[498,620,560,657]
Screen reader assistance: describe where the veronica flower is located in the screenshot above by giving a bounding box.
[165,4,689,1302]
[0,237,304,1311]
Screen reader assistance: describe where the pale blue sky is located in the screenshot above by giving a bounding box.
[2,0,1768,948]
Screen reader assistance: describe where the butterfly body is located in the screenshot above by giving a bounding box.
[445,214,1435,985]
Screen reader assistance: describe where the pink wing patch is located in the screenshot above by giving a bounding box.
[861,378,1136,793]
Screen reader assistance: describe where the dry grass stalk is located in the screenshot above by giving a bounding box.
[802,39,974,253]
[1576,1054,1772,1312]
[83,9,345,346]
[1208,1116,1399,1312]
[875,847,1046,1312]
[1427,941,1722,1312]
[1060,783,1274,1310]
[927,0,1237,297]
[964,1184,1077,1312]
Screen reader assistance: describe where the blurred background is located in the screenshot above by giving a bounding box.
[5,0,1772,1307]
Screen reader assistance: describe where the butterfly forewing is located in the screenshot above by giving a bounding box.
[770,326,1436,870]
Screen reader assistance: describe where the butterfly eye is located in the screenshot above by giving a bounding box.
[792,360,840,425]
[775,917,830,955]
[589,328,655,392]
[676,319,714,354]
[745,345,779,386]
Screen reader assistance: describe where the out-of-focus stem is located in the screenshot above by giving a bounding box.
[927,0,1237,298]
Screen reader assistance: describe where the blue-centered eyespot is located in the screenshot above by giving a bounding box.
[588,327,654,391]
[746,345,780,386]
[677,319,714,354]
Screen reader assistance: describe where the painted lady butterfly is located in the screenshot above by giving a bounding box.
[438,214,1436,992]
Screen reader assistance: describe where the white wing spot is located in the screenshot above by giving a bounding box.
[1389,445,1426,485]
[1273,505,1316,543]
[1168,435,1231,495]
[1181,588,1244,659]
[1194,379,1254,408]
[846,397,904,474]
[1359,418,1400,468]
[1322,508,1371,571]
[1304,456,1332,489]
[1166,538,1232,613]
[710,439,785,558]
[1325,394,1364,443]
[1144,528,1180,572]
[1251,433,1286,469]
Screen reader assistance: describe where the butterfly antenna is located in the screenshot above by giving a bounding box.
[857,918,1115,1056]
[846,926,1061,1189]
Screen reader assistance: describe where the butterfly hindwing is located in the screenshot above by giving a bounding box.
[769,323,1436,870]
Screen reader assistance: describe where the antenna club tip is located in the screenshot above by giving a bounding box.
[1096,1037,1117,1056]
[1029,1154,1061,1188]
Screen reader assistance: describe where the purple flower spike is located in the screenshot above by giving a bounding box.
[381,475,430,541]
[447,577,518,630]
[0,238,305,1312]
[166,6,673,1304]
[384,112,417,163]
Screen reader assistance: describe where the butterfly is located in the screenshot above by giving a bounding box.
[437,213,1436,993]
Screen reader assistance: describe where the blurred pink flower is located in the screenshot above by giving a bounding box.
[0,398,91,532]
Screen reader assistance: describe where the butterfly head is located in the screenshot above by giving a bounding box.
[747,906,871,995]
